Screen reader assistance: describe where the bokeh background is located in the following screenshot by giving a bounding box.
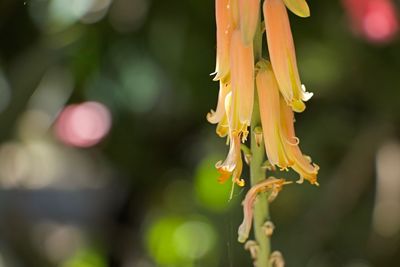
[0,0,400,266]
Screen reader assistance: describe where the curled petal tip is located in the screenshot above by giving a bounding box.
[206,110,216,122]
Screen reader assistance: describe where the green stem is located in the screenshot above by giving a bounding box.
[250,94,271,267]
[250,11,271,267]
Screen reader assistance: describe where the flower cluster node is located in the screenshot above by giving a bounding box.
[244,240,259,260]
[254,126,263,147]
[240,144,252,165]
[269,251,285,267]
[262,221,275,237]
[261,160,276,171]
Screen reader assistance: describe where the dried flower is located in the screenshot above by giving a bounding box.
[238,177,288,243]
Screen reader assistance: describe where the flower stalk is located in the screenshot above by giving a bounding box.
[249,15,271,267]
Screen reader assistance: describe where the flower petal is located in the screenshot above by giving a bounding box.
[230,30,254,126]
[256,60,292,168]
[239,0,261,45]
[263,0,311,112]
[214,0,233,81]
[279,97,319,184]
[215,133,244,186]
[283,0,310,18]
[207,81,231,124]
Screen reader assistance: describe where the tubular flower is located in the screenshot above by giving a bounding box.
[214,0,234,81]
[215,133,244,187]
[208,28,254,188]
[256,60,319,185]
[239,0,261,45]
[216,84,249,187]
[238,178,288,243]
[230,29,254,126]
[209,85,249,187]
[263,0,313,113]
[208,0,318,191]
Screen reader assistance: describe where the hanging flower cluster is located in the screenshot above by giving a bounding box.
[208,0,319,188]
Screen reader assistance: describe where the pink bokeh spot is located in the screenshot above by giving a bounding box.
[364,10,395,41]
[55,102,112,148]
[343,0,398,43]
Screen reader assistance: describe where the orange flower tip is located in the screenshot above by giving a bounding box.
[283,0,311,18]
[291,99,306,113]
[217,171,231,184]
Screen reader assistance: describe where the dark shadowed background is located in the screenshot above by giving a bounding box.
[0,0,400,266]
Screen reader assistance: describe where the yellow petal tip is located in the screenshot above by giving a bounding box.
[283,0,310,18]
[291,99,306,113]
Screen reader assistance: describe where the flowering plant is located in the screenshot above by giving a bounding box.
[208,1,318,265]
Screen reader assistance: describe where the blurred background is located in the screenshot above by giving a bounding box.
[0,0,399,266]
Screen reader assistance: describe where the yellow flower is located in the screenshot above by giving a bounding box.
[263,0,313,113]
[256,60,319,185]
